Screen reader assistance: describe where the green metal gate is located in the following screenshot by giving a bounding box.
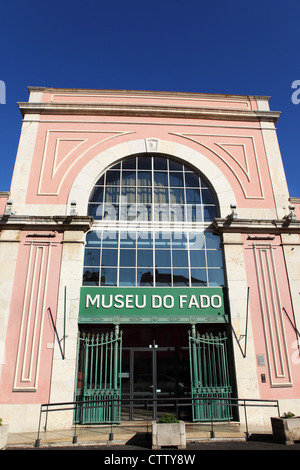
[75,326,122,424]
[189,328,233,422]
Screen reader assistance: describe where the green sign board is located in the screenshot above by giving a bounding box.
[79,287,227,324]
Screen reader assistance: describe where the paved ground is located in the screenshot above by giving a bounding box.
[6,434,300,452]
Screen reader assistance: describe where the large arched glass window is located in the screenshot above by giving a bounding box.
[83,154,225,288]
[87,153,218,222]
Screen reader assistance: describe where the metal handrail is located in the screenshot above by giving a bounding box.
[34,396,280,447]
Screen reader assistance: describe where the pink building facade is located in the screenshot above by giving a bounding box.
[0,88,299,433]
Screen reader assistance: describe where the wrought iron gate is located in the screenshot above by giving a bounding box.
[75,326,122,424]
[189,328,233,422]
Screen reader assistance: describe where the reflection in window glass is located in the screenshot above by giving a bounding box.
[191,268,207,286]
[83,229,224,287]
[120,249,135,267]
[190,250,206,268]
[84,154,225,288]
[155,249,171,267]
[119,268,136,286]
[137,249,153,267]
[101,249,118,267]
[172,250,188,268]
[83,267,99,286]
[100,268,117,286]
[155,269,172,286]
[208,269,225,286]
[138,268,153,286]
[84,249,100,266]
[185,172,200,187]
[173,268,189,286]
[88,153,219,223]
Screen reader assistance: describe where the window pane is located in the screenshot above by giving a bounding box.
[119,268,136,286]
[102,231,118,247]
[137,268,153,286]
[155,269,172,286]
[154,188,169,204]
[155,231,171,248]
[172,232,188,248]
[89,186,104,203]
[138,156,152,169]
[204,205,218,221]
[186,188,201,204]
[86,231,102,247]
[120,231,136,247]
[83,268,99,286]
[122,187,136,203]
[103,203,118,220]
[136,231,153,247]
[185,172,200,187]
[105,186,119,203]
[202,188,217,205]
[122,170,136,186]
[154,204,169,221]
[154,172,168,186]
[120,249,136,267]
[208,268,224,286]
[172,250,188,267]
[154,156,167,170]
[155,249,171,267]
[173,268,189,286]
[122,157,136,169]
[88,204,102,220]
[95,174,105,185]
[137,187,152,203]
[137,249,153,267]
[205,232,221,249]
[84,248,100,266]
[101,248,118,266]
[169,172,184,187]
[169,159,183,171]
[189,232,205,250]
[106,170,120,186]
[137,170,151,186]
[170,204,184,222]
[190,250,206,267]
[100,268,117,286]
[206,250,223,267]
[170,187,184,204]
[191,268,207,286]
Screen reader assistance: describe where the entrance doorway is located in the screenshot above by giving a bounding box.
[121,324,190,420]
[122,343,190,420]
[75,323,235,423]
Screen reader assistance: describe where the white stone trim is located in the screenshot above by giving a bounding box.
[68,138,237,219]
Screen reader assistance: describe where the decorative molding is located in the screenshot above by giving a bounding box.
[18,102,281,123]
[0,215,94,231]
[13,242,53,391]
[169,133,264,200]
[213,218,300,234]
[37,130,135,196]
[253,243,292,387]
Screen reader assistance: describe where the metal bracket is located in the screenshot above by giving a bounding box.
[225,287,249,358]
[48,307,67,360]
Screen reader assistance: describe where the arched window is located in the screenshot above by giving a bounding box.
[83,154,224,288]
[87,153,218,222]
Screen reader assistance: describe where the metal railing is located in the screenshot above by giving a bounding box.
[34,396,280,447]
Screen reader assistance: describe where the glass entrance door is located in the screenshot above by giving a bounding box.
[132,349,156,420]
[121,344,189,420]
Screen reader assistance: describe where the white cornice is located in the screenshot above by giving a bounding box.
[17,102,281,123]
[26,86,272,101]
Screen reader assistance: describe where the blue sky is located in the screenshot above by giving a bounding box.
[0,0,299,197]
